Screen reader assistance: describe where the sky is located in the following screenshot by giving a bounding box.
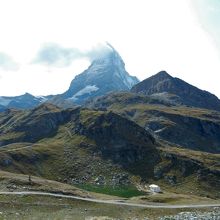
[0,0,220,97]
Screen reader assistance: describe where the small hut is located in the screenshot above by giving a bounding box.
[149,184,161,193]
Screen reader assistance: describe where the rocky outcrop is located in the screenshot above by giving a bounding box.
[71,111,160,176]
[155,150,220,193]
[145,111,220,153]
[87,91,220,153]
[0,104,78,144]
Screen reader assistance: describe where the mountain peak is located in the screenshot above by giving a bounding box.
[22,92,35,98]
[62,43,139,104]
[131,70,173,95]
[143,71,173,83]
[154,71,172,78]
[131,71,220,111]
[89,42,125,71]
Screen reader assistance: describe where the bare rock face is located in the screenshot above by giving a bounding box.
[0,104,75,144]
[79,112,157,163]
[86,91,220,153]
[145,111,220,153]
[131,71,220,111]
[70,111,160,177]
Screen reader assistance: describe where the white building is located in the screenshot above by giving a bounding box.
[149,184,161,193]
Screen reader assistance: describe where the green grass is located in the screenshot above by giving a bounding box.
[77,184,146,198]
[80,109,102,126]
[0,131,25,142]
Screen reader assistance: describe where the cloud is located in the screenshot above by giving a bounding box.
[32,42,112,68]
[192,0,220,51]
[0,52,19,71]
[33,43,83,67]
[86,42,113,61]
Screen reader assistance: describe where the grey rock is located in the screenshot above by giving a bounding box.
[131,71,220,111]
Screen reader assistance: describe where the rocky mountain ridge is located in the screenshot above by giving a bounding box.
[0,93,46,110]
[86,92,220,153]
[131,71,220,111]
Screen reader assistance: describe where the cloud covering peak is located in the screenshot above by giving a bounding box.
[33,43,113,68]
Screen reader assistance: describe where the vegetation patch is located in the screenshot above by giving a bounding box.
[77,184,145,198]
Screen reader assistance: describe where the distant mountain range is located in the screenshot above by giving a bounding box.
[0,93,47,110]
[0,43,220,112]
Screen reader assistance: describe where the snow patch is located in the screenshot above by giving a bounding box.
[69,85,99,101]
[36,96,48,102]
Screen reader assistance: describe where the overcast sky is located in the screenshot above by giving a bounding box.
[0,0,220,97]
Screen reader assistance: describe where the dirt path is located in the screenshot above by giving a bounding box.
[0,191,219,209]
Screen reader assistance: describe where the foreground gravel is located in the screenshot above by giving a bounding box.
[86,208,220,220]
[159,207,220,220]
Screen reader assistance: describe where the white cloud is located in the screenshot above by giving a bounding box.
[0,52,19,71]
[0,59,90,96]
[32,42,112,67]
[33,43,83,67]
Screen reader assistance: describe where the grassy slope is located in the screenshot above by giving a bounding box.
[0,103,219,200]
[0,126,219,199]
[0,170,90,198]
[0,107,154,198]
[87,92,220,123]
[154,146,220,199]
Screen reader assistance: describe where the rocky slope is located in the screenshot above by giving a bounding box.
[86,92,220,153]
[0,103,219,199]
[0,103,159,180]
[131,71,220,111]
[61,43,139,104]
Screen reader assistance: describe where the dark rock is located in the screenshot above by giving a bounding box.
[131,71,220,111]
[164,175,177,185]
